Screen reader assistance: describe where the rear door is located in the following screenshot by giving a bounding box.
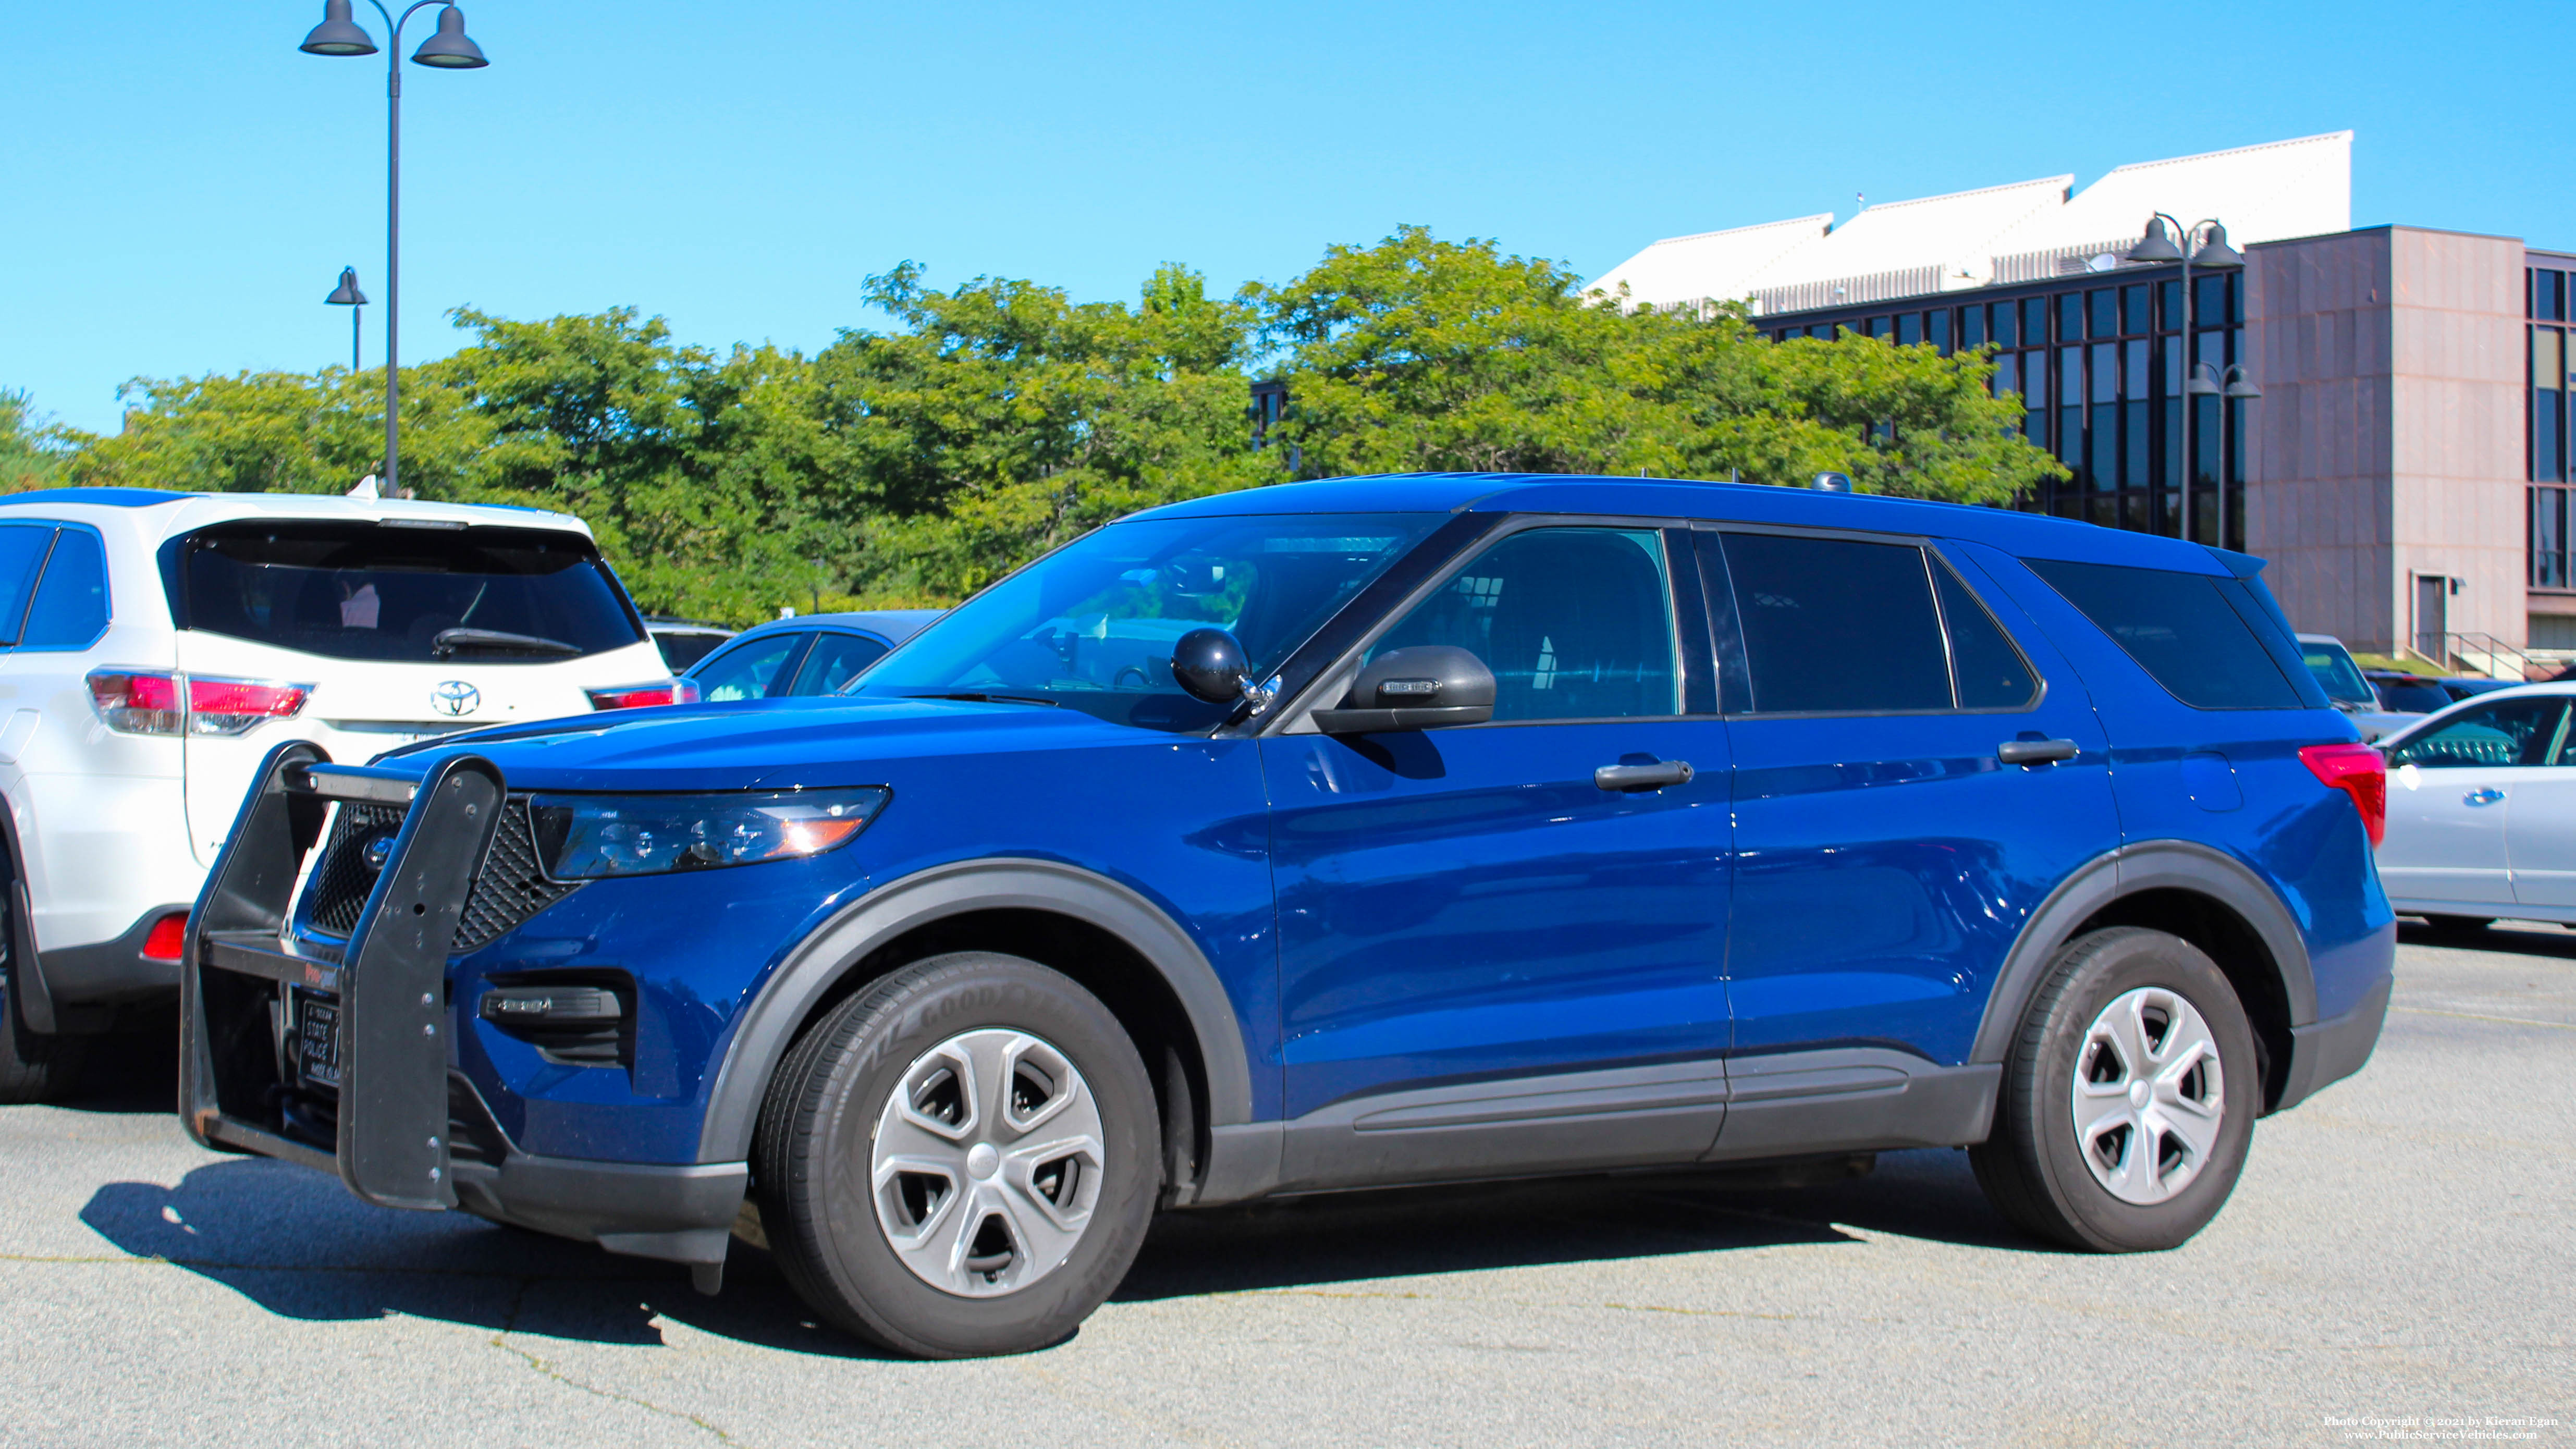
[2505,698,2576,907]
[2373,696,2569,908]
[1713,530,2117,1067]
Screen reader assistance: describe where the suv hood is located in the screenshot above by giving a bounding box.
[378,695,1152,793]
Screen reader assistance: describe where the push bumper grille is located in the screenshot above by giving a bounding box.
[305,795,581,953]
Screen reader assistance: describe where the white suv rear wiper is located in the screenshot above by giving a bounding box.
[433,627,582,658]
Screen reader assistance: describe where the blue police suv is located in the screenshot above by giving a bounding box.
[179,473,2394,1358]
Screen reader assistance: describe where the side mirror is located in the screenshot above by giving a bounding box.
[1171,627,1253,705]
[1311,645,1496,734]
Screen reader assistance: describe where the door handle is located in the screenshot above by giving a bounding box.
[1595,760,1694,792]
[1997,738,2080,765]
[2464,788,2506,806]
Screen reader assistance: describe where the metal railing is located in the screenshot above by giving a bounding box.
[2406,632,2552,681]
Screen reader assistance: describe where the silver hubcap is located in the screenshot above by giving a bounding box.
[869,1028,1106,1297]
[2071,986,2226,1206]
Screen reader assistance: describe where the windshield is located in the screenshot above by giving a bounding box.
[2300,640,2375,706]
[851,512,1443,730]
[179,522,647,664]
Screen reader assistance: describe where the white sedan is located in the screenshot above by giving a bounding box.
[2376,681,2576,931]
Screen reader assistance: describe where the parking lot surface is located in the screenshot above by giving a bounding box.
[2,925,2569,1448]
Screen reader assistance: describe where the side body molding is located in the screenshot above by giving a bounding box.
[694,857,1257,1164]
[1970,839,2318,1067]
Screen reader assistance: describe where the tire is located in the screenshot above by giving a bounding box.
[2419,914,2494,934]
[752,952,1159,1358]
[1970,927,2258,1253]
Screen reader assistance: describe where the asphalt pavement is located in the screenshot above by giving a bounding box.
[2,925,2569,1448]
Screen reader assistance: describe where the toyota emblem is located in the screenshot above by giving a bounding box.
[431,680,481,717]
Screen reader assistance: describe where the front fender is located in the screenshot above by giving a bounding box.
[692,856,1257,1164]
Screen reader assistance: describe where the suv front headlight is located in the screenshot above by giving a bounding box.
[529,787,889,881]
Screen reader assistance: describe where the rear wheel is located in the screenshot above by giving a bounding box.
[1971,927,2256,1252]
[0,900,84,1105]
[753,952,1158,1358]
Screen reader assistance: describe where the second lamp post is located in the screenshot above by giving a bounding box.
[299,0,489,499]
[2127,215,2250,545]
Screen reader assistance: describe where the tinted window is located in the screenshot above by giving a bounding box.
[653,629,732,671]
[2300,641,2375,707]
[1369,527,1676,722]
[2021,297,2048,347]
[2376,678,2454,714]
[1934,561,2038,708]
[2027,559,2303,709]
[794,632,889,694]
[1962,305,1988,349]
[692,632,808,703]
[1724,533,1949,714]
[0,524,57,644]
[180,523,644,662]
[20,529,108,649]
[2388,698,2569,768]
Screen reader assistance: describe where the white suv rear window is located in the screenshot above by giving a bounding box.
[176,522,646,663]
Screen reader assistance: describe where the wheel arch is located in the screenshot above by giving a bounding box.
[1974,841,2316,1111]
[695,858,1256,1177]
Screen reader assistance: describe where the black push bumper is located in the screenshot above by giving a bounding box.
[179,742,743,1278]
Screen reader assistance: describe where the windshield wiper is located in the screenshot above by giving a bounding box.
[904,691,1061,708]
[433,627,583,659]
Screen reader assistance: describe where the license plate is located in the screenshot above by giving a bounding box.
[293,989,342,1088]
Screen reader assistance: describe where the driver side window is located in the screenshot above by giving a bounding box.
[2387,697,2570,768]
[1367,527,1678,722]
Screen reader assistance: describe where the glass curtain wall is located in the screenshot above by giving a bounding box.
[2531,264,2574,591]
[1765,266,2243,548]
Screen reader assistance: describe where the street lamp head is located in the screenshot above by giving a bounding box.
[325,267,367,306]
[2126,217,2185,265]
[2190,221,2245,271]
[411,6,489,68]
[2186,364,2222,398]
[2223,371,2263,400]
[299,0,378,56]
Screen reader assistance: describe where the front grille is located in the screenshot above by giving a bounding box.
[308,803,406,936]
[301,796,582,953]
[453,798,582,952]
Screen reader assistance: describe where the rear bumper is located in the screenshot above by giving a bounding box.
[2275,968,2393,1111]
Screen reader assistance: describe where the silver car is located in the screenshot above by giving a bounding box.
[2375,681,2576,931]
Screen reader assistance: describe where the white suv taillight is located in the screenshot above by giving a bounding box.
[586,678,701,710]
[87,670,314,737]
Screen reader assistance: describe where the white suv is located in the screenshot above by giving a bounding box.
[0,487,691,1100]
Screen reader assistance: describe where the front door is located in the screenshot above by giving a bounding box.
[1713,531,2118,1067]
[2379,695,2568,910]
[1265,523,1732,1180]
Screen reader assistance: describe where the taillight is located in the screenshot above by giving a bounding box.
[2300,742,2386,846]
[141,913,188,963]
[86,670,313,737]
[187,677,312,735]
[586,679,699,710]
[87,671,184,734]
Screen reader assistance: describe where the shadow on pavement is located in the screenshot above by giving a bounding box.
[79,1145,2027,1357]
[2396,918,2576,960]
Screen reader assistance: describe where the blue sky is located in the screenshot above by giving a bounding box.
[5,1,2567,434]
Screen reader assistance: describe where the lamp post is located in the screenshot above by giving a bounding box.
[2126,214,2246,545]
[323,266,367,372]
[2186,362,2263,551]
[299,0,488,500]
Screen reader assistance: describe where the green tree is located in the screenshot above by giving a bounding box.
[69,366,487,497]
[1,389,77,493]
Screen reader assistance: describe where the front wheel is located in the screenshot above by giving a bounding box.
[1970,927,2258,1252]
[752,952,1160,1358]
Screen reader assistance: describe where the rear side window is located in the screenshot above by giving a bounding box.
[795,632,889,694]
[1721,533,2037,714]
[20,529,109,649]
[0,524,57,644]
[2028,558,2307,710]
[178,523,645,663]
